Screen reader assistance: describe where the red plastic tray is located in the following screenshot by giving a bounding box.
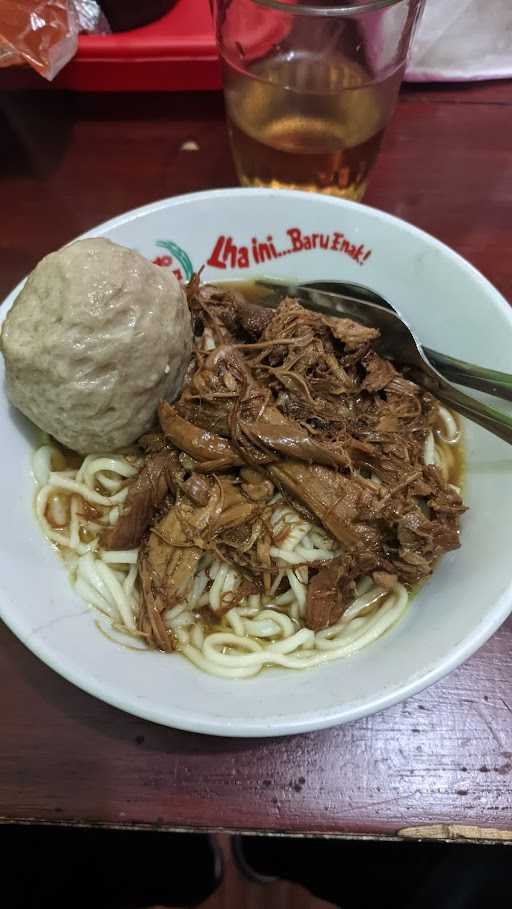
[55,0,221,92]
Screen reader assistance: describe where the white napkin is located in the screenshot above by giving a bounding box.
[406,0,512,81]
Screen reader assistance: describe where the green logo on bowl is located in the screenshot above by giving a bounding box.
[152,240,193,282]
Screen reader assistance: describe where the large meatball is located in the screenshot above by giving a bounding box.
[1,238,192,453]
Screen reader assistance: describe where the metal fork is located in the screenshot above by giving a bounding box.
[255,278,512,445]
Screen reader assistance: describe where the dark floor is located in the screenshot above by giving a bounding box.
[200,836,333,909]
[1,825,332,909]
[3,824,512,908]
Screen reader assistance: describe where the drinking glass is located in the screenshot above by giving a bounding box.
[213,0,424,200]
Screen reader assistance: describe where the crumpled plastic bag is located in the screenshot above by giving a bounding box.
[74,0,108,34]
[406,0,512,82]
[0,1,107,80]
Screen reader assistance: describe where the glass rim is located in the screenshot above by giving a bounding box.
[251,0,405,16]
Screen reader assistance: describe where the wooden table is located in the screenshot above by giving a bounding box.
[1,81,511,841]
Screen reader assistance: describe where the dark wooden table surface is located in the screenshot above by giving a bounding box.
[1,81,511,841]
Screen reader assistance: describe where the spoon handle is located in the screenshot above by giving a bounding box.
[424,349,512,402]
[422,377,512,445]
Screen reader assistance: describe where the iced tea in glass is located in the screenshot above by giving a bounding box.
[213,0,424,200]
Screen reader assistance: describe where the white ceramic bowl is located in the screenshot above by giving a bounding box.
[1,188,511,737]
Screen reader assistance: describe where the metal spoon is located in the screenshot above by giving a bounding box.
[256,278,512,446]
[301,280,512,402]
